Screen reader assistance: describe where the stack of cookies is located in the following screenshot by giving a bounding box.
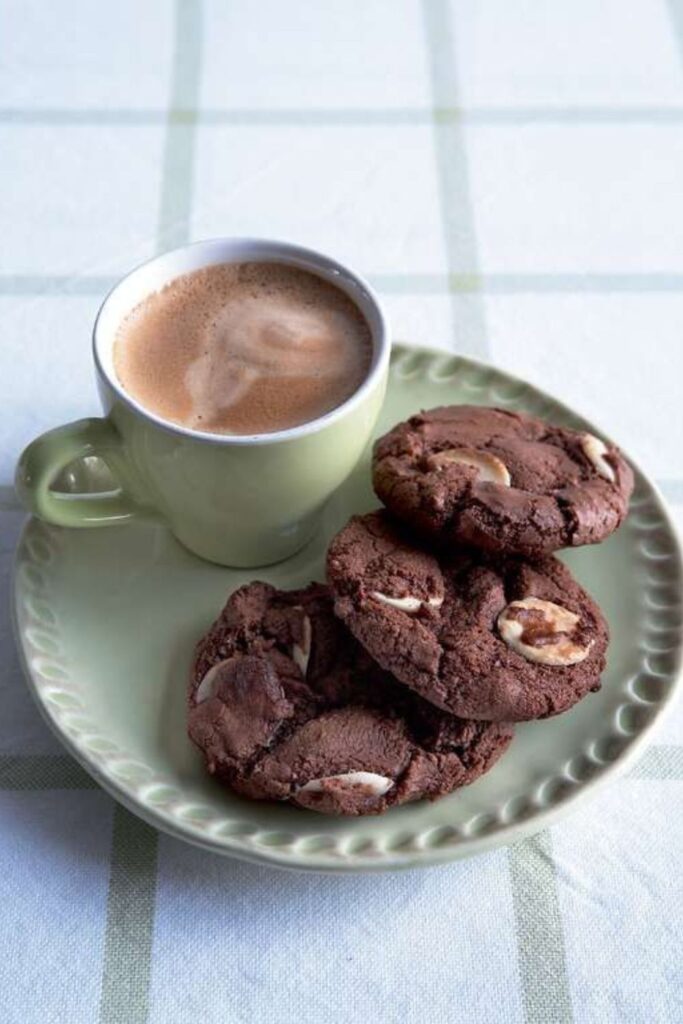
[188,406,633,816]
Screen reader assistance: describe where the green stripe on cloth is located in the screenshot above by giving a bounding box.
[3,271,683,296]
[0,274,117,294]
[462,106,683,125]
[0,755,96,788]
[451,273,683,293]
[157,0,204,250]
[508,831,574,1024]
[421,0,489,359]
[3,106,683,125]
[667,1,683,68]
[99,806,159,1024]
[0,109,167,124]
[372,269,683,294]
[99,5,203,1020]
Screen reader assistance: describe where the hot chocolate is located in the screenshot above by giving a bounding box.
[113,261,373,435]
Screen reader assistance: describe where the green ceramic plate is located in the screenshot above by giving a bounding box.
[12,345,683,871]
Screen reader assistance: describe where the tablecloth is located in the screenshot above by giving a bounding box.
[1,2,683,1022]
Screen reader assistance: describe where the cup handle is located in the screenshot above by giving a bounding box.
[15,417,148,527]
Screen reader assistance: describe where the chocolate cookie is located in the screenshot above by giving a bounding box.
[327,511,609,721]
[188,582,512,815]
[373,405,633,557]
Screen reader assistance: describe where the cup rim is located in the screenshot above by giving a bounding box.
[92,237,390,446]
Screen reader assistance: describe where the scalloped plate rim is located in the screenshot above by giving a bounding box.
[11,343,683,872]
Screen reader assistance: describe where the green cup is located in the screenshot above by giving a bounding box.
[15,238,391,567]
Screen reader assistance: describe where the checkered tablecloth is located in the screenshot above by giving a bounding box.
[2,2,683,1022]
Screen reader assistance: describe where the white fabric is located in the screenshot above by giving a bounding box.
[0,1,682,1021]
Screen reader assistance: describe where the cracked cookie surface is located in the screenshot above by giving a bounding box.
[188,581,513,815]
[327,511,609,721]
[373,405,634,558]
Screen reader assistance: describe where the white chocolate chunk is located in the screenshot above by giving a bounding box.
[371,592,423,613]
[371,591,444,613]
[581,433,616,483]
[497,597,593,666]
[195,658,235,704]
[298,771,394,797]
[427,447,511,486]
[291,610,312,677]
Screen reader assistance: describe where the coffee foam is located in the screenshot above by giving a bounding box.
[113,262,372,435]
